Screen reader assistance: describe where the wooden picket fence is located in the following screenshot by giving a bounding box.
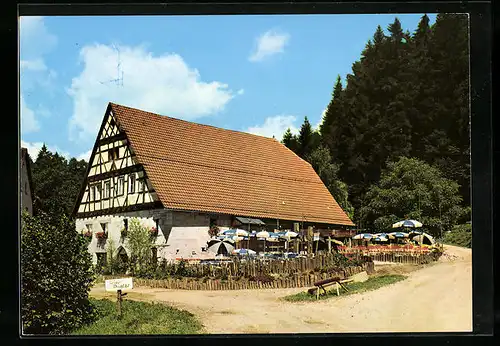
[175,252,364,279]
[99,249,437,291]
[133,266,365,291]
[369,252,434,264]
[339,245,433,253]
[340,247,436,265]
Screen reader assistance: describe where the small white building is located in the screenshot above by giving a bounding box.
[73,103,355,265]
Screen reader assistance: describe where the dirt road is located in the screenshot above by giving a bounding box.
[91,245,472,333]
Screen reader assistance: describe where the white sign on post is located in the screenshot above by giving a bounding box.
[105,277,133,292]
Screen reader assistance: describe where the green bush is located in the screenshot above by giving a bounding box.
[21,212,97,335]
[442,223,471,248]
[101,239,128,275]
[127,219,154,275]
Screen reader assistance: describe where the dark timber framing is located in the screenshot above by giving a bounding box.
[73,105,162,218]
[77,201,164,219]
[99,133,127,146]
[87,164,144,182]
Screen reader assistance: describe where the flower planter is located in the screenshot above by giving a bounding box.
[95,232,108,241]
[149,227,159,237]
[208,226,220,238]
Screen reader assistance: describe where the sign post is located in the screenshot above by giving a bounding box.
[307,226,313,255]
[105,278,133,317]
[117,290,122,316]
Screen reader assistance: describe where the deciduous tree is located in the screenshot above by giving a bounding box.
[305,146,354,219]
[21,212,96,334]
[359,157,466,236]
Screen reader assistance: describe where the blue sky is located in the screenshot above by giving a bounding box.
[20,14,436,161]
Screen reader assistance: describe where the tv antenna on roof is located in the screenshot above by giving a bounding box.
[99,44,124,86]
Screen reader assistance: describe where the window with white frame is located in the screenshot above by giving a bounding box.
[128,174,136,194]
[108,147,119,162]
[138,178,145,192]
[103,180,111,199]
[95,182,102,200]
[89,185,95,201]
[116,176,124,196]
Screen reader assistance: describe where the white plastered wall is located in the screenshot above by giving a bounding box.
[76,209,233,264]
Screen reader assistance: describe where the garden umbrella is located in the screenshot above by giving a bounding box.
[352,233,374,240]
[374,233,395,240]
[209,236,235,243]
[256,231,270,252]
[207,238,235,256]
[221,229,249,237]
[256,231,270,238]
[277,231,298,251]
[412,233,435,246]
[277,231,299,239]
[232,248,257,256]
[231,235,245,241]
[235,229,249,236]
[392,220,423,228]
[389,231,410,238]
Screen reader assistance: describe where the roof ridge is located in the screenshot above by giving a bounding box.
[110,102,281,142]
[138,153,322,184]
[106,102,355,226]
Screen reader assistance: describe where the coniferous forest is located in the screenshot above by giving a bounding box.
[282,14,470,236]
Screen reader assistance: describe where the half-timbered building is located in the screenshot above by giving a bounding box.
[73,102,355,264]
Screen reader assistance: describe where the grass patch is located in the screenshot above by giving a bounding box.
[282,274,407,302]
[71,298,203,335]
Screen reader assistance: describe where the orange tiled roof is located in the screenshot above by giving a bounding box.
[110,103,354,226]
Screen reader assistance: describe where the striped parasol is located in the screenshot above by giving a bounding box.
[374,232,395,240]
[207,238,235,255]
[352,233,374,240]
[392,220,423,228]
[389,231,410,238]
[219,229,249,237]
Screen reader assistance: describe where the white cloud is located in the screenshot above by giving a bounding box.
[20,96,40,134]
[21,140,70,161]
[20,58,47,72]
[19,16,57,58]
[68,43,239,143]
[249,29,290,62]
[246,115,299,139]
[19,17,58,130]
[237,89,245,95]
[77,149,92,162]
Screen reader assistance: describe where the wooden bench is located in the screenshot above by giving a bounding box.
[307,276,354,299]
